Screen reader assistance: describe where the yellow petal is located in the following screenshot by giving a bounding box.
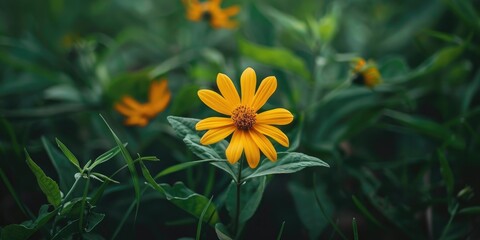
[225,130,244,164]
[217,73,240,108]
[250,129,277,162]
[256,108,294,125]
[122,96,145,112]
[240,67,256,106]
[243,132,260,168]
[223,6,240,16]
[198,90,234,115]
[149,79,169,102]
[251,76,277,111]
[200,125,236,145]
[114,103,136,117]
[148,90,171,117]
[196,117,234,130]
[254,124,289,147]
[125,116,149,127]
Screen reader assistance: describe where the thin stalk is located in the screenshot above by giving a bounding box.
[61,174,82,204]
[0,167,34,219]
[233,159,244,238]
[78,175,91,231]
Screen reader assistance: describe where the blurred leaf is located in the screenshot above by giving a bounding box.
[148,49,197,79]
[25,150,61,208]
[351,195,382,228]
[258,4,307,38]
[215,223,233,240]
[44,84,82,102]
[89,145,122,170]
[445,0,480,32]
[384,109,464,149]
[238,38,310,80]
[379,57,411,80]
[242,152,329,181]
[226,176,266,225]
[100,115,140,219]
[1,205,58,240]
[411,46,463,78]
[0,224,35,240]
[458,206,480,215]
[288,181,331,240]
[461,70,480,113]
[438,149,454,196]
[55,138,82,172]
[140,161,220,226]
[170,85,201,116]
[85,212,105,232]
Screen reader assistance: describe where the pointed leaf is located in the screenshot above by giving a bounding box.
[243,152,329,181]
[55,138,82,172]
[239,38,310,80]
[100,115,140,218]
[89,145,122,170]
[25,150,61,207]
[215,223,233,240]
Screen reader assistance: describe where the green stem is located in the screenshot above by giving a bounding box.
[61,174,82,204]
[233,159,244,238]
[78,174,91,232]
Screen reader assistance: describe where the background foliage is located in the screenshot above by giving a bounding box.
[1,0,479,239]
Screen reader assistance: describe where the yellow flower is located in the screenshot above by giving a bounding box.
[351,58,382,88]
[115,79,171,127]
[195,67,294,168]
[183,0,240,29]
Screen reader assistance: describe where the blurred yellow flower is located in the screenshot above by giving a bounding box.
[183,0,240,29]
[352,58,382,88]
[196,67,294,168]
[115,79,171,127]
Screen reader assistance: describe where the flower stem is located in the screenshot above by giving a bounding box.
[233,159,244,238]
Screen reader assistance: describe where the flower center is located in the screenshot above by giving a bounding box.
[202,11,212,22]
[231,105,256,130]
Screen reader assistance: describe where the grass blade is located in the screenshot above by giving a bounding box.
[196,196,214,240]
[100,114,141,220]
[276,221,286,240]
[352,218,359,240]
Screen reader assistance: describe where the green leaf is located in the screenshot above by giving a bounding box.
[411,46,463,78]
[51,220,79,240]
[140,161,220,226]
[458,206,480,215]
[55,138,82,172]
[42,137,78,192]
[1,205,58,240]
[100,115,141,219]
[167,116,199,139]
[438,149,454,196]
[276,221,286,240]
[85,212,105,232]
[154,159,217,179]
[91,172,120,184]
[25,150,62,207]
[170,85,201,116]
[257,4,307,37]
[288,181,332,240]
[215,223,233,240]
[242,152,329,181]
[89,145,122,170]
[196,196,214,240]
[226,176,266,226]
[238,38,310,80]
[184,134,222,160]
[1,225,35,240]
[351,195,382,227]
[210,161,239,182]
[384,110,464,149]
[352,218,359,240]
